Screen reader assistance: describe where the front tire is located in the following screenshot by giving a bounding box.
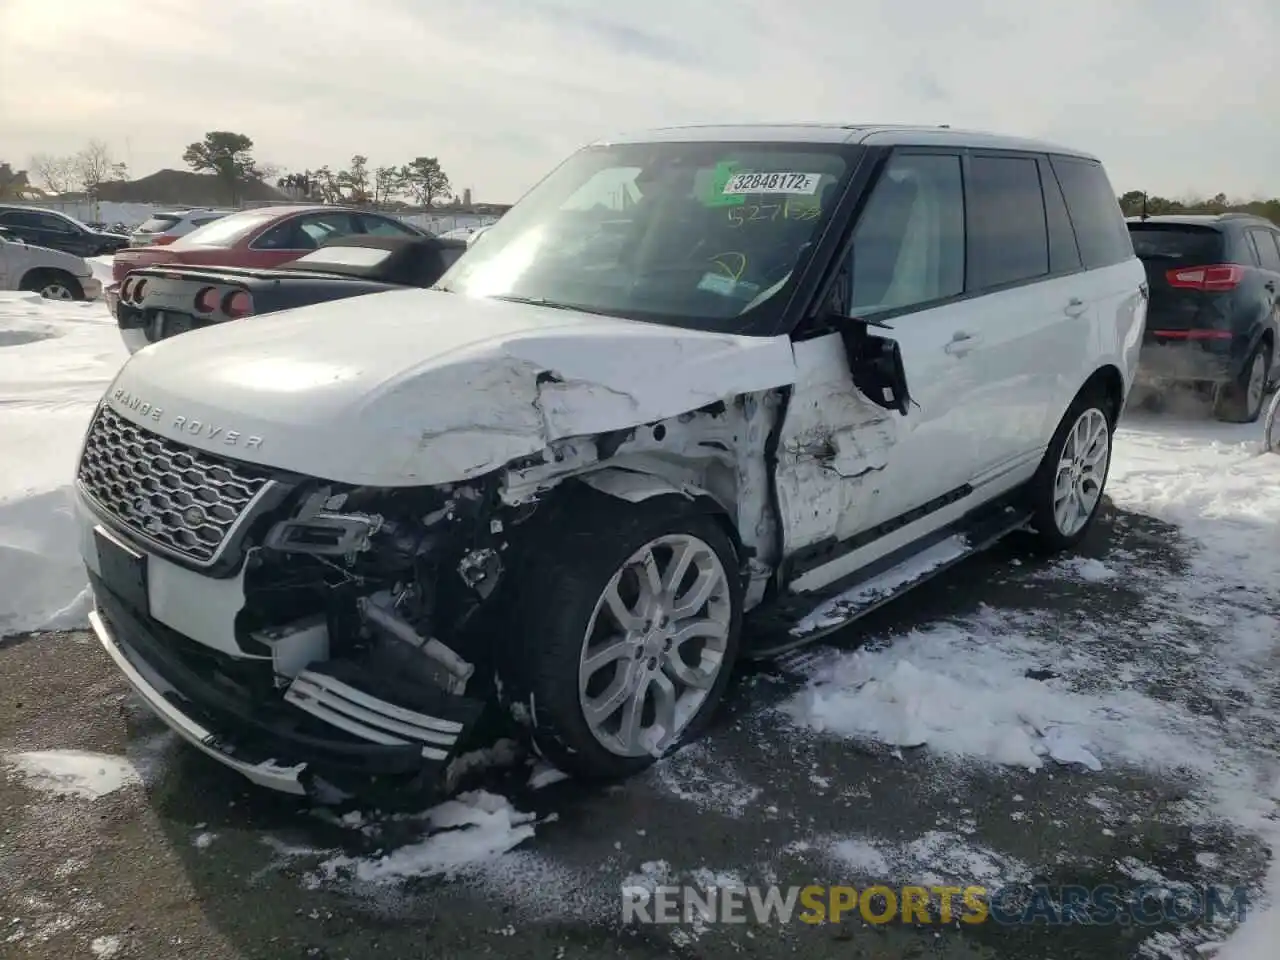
[1028,389,1115,552]
[499,492,743,780]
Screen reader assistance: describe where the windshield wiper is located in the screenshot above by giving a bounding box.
[488,294,619,318]
[489,294,577,310]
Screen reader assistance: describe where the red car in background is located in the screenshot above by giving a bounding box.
[107,205,427,317]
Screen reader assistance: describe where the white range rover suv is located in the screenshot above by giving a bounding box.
[74,125,1147,797]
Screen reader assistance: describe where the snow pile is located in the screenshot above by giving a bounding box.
[0,293,126,636]
[312,790,537,885]
[3,750,142,800]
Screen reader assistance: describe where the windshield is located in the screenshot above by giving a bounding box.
[174,210,279,248]
[435,141,856,334]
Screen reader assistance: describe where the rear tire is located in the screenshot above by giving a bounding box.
[20,270,84,302]
[497,490,743,781]
[1213,340,1271,424]
[1027,387,1116,552]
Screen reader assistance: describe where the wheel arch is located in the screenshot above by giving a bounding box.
[573,466,746,562]
[1079,363,1126,423]
[18,266,76,290]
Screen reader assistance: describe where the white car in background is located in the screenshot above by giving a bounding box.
[129,209,233,247]
[0,232,101,300]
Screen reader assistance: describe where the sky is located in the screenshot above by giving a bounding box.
[1,0,1277,204]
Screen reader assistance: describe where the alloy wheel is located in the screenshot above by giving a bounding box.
[577,533,731,758]
[1053,407,1111,537]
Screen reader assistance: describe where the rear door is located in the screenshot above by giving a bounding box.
[1049,156,1146,401]
[1126,221,1229,338]
[957,152,1089,485]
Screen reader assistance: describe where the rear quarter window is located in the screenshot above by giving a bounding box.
[1048,156,1133,269]
[1248,229,1280,272]
[136,215,181,233]
[1127,225,1224,262]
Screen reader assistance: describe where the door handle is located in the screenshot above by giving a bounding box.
[944,331,980,356]
[1064,297,1088,318]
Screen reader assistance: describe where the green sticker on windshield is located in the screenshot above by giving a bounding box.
[703,160,745,207]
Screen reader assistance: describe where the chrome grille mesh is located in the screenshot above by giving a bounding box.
[77,406,273,564]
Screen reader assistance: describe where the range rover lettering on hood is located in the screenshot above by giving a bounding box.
[110,388,264,450]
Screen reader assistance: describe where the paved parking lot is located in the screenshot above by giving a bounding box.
[3,500,1274,960]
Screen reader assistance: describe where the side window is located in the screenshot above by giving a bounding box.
[360,215,419,238]
[256,212,360,250]
[847,153,964,315]
[1248,229,1280,272]
[1039,158,1082,274]
[296,212,359,247]
[36,213,76,233]
[965,155,1049,290]
[3,211,44,229]
[1049,156,1132,269]
[254,219,301,250]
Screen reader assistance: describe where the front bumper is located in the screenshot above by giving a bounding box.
[89,602,308,794]
[86,557,486,798]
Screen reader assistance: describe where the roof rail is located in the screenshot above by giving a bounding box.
[1219,211,1263,221]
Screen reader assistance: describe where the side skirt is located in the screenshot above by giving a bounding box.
[742,489,1032,659]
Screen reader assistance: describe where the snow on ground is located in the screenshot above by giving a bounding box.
[0,291,126,636]
[782,406,1280,957]
[3,750,141,800]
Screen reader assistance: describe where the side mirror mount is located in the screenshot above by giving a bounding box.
[839,323,911,416]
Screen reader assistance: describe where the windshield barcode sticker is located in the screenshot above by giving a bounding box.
[722,172,822,196]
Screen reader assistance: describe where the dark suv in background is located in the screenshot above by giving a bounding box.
[0,204,131,257]
[1129,213,1280,422]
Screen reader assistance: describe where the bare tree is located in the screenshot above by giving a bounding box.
[30,153,79,195]
[75,140,114,201]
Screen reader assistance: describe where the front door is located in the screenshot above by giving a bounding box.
[774,151,990,591]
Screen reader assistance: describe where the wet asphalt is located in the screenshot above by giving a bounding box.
[0,504,1272,960]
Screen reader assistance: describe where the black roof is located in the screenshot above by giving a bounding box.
[1127,213,1275,229]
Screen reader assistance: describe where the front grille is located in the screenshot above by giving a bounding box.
[78,405,274,564]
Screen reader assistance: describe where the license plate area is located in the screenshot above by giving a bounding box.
[94,525,149,614]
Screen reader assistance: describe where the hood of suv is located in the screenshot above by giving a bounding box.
[100,288,797,486]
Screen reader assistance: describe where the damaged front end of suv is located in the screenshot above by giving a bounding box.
[74,130,915,798]
[76,375,795,799]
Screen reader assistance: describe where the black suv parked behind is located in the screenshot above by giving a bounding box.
[1129,213,1280,422]
[0,204,131,257]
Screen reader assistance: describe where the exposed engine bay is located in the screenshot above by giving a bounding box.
[228,390,791,744]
